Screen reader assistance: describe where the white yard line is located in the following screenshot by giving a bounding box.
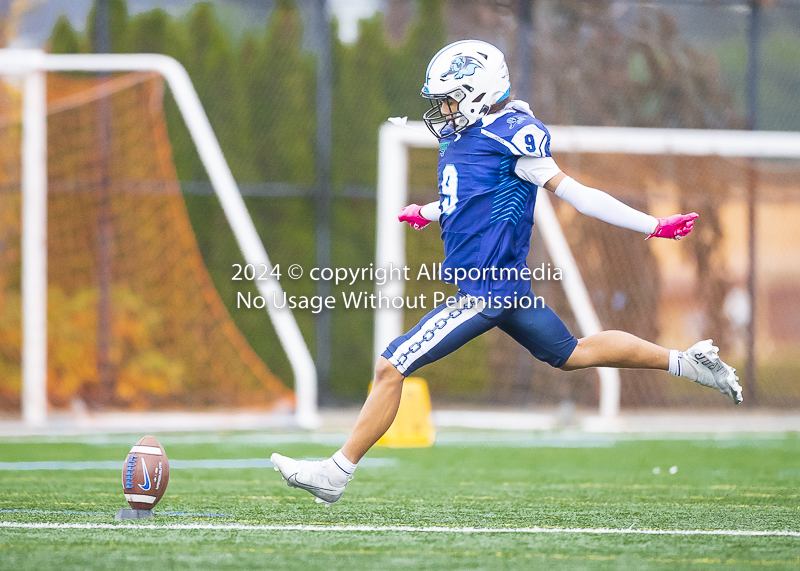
[0,510,229,517]
[0,521,798,537]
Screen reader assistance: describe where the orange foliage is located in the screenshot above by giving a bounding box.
[0,73,292,412]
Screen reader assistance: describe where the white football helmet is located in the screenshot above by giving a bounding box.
[421,40,511,139]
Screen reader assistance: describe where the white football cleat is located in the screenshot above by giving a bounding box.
[270,453,351,505]
[681,339,743,405]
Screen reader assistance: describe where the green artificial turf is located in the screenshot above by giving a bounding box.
[0,431,799,569]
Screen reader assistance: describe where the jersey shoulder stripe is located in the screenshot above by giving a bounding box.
[480,128,523,155]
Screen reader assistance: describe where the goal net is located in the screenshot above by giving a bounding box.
[378,122,800,416]
[0,52,316,426]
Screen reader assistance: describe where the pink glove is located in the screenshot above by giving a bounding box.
[646,212,699,241]
[398,203,430,230]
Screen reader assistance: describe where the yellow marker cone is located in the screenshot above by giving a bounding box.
[374,377,436,448]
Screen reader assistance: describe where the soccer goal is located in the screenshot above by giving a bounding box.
[0,50,319,429]
[376,121,800,422]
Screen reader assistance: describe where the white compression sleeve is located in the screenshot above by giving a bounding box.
[420,201,441,222]
[554,176,658,234]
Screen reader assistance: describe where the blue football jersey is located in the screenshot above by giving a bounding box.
[436,105,552,301]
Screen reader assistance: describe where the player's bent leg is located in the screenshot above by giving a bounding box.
[342,296,495,463]
[498,298,741,404]
[270,295,499,505]
[561,331,742,404]
[560,331,669,371]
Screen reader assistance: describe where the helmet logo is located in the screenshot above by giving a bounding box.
[441,55,484,80]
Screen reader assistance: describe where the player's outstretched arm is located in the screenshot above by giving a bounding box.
[542,171,698,241]
[398,201,441,230]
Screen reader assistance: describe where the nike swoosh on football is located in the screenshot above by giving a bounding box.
[138,457,151,491]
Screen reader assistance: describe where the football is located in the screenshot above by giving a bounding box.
[122,435,170,511]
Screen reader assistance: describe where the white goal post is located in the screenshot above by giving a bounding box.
[375,121,800,421]
[0,49,320,429]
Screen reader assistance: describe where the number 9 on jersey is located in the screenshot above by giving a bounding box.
[441,163,459,215]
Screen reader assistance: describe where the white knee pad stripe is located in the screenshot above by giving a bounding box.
[389,302,481,374]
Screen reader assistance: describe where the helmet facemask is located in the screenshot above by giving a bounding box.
[421,88,470,139]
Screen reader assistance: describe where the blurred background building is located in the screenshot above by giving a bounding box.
[1,0,799,416]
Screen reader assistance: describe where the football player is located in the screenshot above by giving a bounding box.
[272,40,742,505]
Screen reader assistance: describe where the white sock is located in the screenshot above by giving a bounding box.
[328,450,357,486]
[668,349,681,376]
[669,349,699,381]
